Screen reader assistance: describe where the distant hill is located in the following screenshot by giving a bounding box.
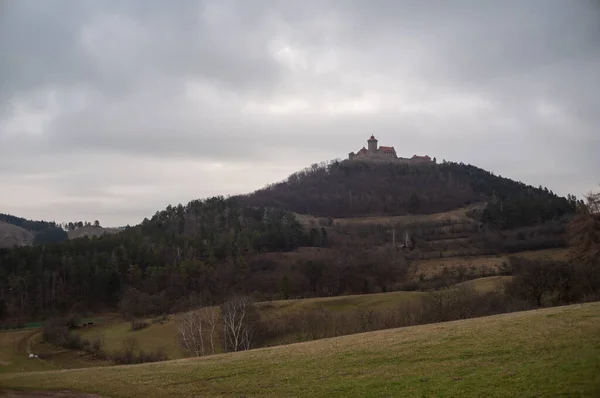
[0,213,67,246]
[0,213,124,246]
[67,225,124,239]
[0,221,34,249]
[238,159,580,229]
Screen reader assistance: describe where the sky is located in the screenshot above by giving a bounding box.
[1,0,599,227]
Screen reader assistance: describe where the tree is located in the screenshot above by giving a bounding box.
[567,189,600,296]
[0,298,7,324]
[177,309,204,357]
[220,295,256,352]
[201,307,218,355]
[407,192,421,214]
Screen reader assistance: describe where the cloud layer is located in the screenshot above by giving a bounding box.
[1,0,599,225]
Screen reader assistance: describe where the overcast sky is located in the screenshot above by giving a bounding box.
[1,0,599,226]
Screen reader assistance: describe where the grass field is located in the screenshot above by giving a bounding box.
[294,202,484,228]
[17,281,503,362]
[455,276,514,293]
[75,290,427,359]
[1,302,598,397]
[412,248,569,278]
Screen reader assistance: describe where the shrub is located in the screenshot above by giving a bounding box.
[109,337,167,365]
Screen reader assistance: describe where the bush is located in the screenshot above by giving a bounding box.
[42,317,85,350]
[109,337,167,365]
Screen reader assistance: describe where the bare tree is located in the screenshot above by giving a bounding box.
[568,190,600,266]
[220,295,255,352]
[177,309,204,357]
[201,307,218,354]
[567,189,600,298]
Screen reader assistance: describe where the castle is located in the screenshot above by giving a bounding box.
[348,135,436,164]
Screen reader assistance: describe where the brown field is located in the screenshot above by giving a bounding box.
[412,248,570,278]
[293,202,485,227]
[456,276,514,293]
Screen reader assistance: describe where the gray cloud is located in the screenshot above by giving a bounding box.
[1,0,599,226]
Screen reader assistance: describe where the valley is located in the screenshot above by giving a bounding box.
[1,302,598,397]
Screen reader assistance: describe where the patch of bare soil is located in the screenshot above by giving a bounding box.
[0,391,103,398]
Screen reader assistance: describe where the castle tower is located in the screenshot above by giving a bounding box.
[367,135,378,152]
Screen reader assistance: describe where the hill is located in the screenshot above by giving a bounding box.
[0,221,34,249]
[0,159,588,322]
[0,214,67,246]
[1,302,598,397]
[66,225,123,240]
[239,159,579,229]
[0,213,124,247]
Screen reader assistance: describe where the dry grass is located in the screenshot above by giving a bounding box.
[334,203,485,226]
[258,290,426,314]
[455,276,514,293]
[1,302,598,397]
[0,221,33,249]
[293,203,485,227]
[77,317,184,360]
[413,248,569,278]
[75,290,426,358]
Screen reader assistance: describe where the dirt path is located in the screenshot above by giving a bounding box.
[1,390,103,398]
[15,330,41,356]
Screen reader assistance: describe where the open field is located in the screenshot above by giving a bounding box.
[77,317,184,360]
[75,290,427,358]
[1,302,598,397]
[412,247,569,278]
[294,202,484,228]
[257,289,426,314]
[456,276,514,293]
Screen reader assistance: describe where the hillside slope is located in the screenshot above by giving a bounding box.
[0,221,33,249]
[1,302,598,397]
[239,159,578,229]
[67,225,123,240]
[0,214,67,246]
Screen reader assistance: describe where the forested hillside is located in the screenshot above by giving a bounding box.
[239,160,579,228]
[0,197,310,320]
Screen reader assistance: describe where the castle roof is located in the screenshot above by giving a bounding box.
[412,154,431,160]
[358,146,367,153]
[379,146,396,153]
[368,135,377,141]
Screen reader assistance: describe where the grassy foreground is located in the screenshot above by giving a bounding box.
[1,302,599,397]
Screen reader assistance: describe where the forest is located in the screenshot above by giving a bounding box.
[239,159,580,228]
[0,197,310,320]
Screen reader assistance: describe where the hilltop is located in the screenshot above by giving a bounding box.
[238,159,578,229]
[0,214,122,248]
[0,214,66,248]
